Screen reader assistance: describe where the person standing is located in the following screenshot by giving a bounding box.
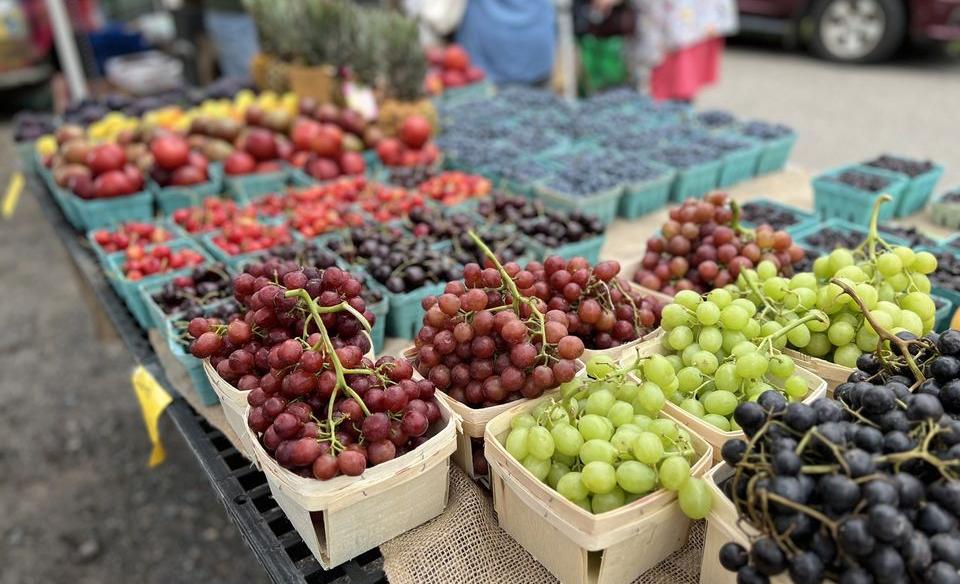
[201,0,260,78]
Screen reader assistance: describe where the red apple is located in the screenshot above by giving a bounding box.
[188,151,209,169]
[399,115,432,149]
[426,46,445,66]
[224,151,257,175]
[338,109,366,136]
[400,150,420,167]
[86,144,127,176]
[256,161,283,173]
[307,157,341,181]
[244,128,278,161]
[441,70,467,88]
[465,67,485,83]
[290,150,311,168]
[376,138,403,166]
[245,105,265,127]
[150,135,190,170]
[94,170,134,198]
[275,136,294,161]
[291,118,322,151]
[123,164,145,191]
[68,173,95,199]
[171,165,207,186]
[311,124,343,158]
[340,152,365,176]
[315,103,340,124]
[442,45,470,71]
[421,143,439,165]
[54,163,91,187]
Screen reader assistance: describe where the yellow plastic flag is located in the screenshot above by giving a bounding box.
[131,366,173,467]
[3,172,24,219]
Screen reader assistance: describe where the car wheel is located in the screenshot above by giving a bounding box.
[809,0,906,63]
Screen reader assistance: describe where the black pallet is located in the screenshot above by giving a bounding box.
[31,173,388,584]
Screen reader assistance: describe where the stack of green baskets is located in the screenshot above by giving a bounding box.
[812,165,908,226]
[862,157,943,217]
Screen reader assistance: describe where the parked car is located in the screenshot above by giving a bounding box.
[738,0,960,62]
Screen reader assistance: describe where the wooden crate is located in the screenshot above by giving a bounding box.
[246,397,459,569]
[203,359,259,461]
[623,334,828,463]
[699,464,790,584]
[484,396,713,584]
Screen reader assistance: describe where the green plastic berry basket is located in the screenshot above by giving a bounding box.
[47,178,84,228]
[347,270,390,355]
[737,198,818,236]
[863,162,943,217]
[71,190,156,231]
[138,264,236,332]
[533,182,623,225]
[384,280,448,340]
[812,165,908,226]
[151,163,224,214]
[754,132,797,175]
[16,141,35,170]
[437,79,496,106]
[931,191,960,230]
[287,167,316,188]
[716,138,764,187]
[224,167,289,204]
[933,293,954,332]
[662,158,723,202]
[85,218,190,267]
[791,217,912,254]
[106,239,212,330]
[526,233,607,265]
[165,317,220,406]
[617,165,675,219]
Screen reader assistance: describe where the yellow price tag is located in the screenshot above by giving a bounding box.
[131,366,173,467]
[3,172,24,219]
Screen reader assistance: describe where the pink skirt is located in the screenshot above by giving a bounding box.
[650,37,723,101]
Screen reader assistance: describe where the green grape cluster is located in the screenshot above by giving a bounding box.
[500,355,711,520]
[733,239,938,368]
[657,288,813,431]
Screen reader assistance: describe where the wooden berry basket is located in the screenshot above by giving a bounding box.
[244,398,459,569]
[484,396,713,584]
[699,463,791,584]
[622,334,828,464]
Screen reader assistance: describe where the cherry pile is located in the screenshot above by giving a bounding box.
[403,207,476,241]
[475,194,605,249]
[633,194,806,294]
[150,262,234,317]
[120,245,206,280]
[210,219,293,256]
[417,171,491,207]
[91,221,176,253]
[171,198,256,234]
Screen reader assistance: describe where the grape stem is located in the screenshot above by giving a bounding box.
[741,270,777,315]
[829,278,928,383]
[756,311,828,354]
[860,194,893,263]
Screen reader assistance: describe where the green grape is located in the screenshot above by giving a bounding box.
[696,301,721,326]
[784,374,808,398]
[854,283,879,310]
[557,471,589,501]
[578,414,613,442]
[551,423,584,457]
[795,288,817,310]
[914,273,932,294]
[757,260,778,281]
[827,321,856,346]
[674,289,702,310]
[649,418,679,441]
[681,342,702,367]
[722,330,747,353]
[875,301,902,326]
[554,452,576,467]
[736,352,769,379]
[829,248,855,273]
[586,355,617,379]
[692,351,719,375]
[591,486,626,513]
[698,326,723,353]
[833,344,861,368]
[817,286,842,314]
[668,326,695,351]
[523,455,551,481]
[760,320,781,338]
[547,462,570,489]
[887,272,909,292]
[635,382,665,415]
[913,251,937,274]
[704,414,732,431]
[893,246,915,268]
[768,354,796,379]
[835,265,867,283]
[572,497,591,512]
[585,389,616,416]
[787,323,812,348]
[665,354,684,373]
[660,303,690,331]
[731,341,759,358]
[704,390,739,416]
[742,318,760,341]
[632,432,664,465]
[680,397,706,418]
[678,478,712,519]
[733,298,758,317]
[714,363,739,391]
[580,439,617,465]
[762,277,788,302]
[856,326,880,352]
[806,311,830,333]
[833,311,858,327]
[581,461,617,494]
[546,406,570,427]
[899,310,924,336]
[729,417,741,431]
[664,377,680,397]
[677,367,703,394]
[806,333,831,357]
[616,461,657,495]
[901,292,936,322]
[659,456,691,491]
[643,355,676,387]
[616,382,640,403]
[505,428,530,461]
[790,272,817,289]
[611,427,641,453]
[527,426,556,459]
[607,401,635,427]
[876,250,903,277]
[878,282,895,302]
[813,256,832,279]
[511,413,537,430]
[720,305,750,331]
[633,414,653,430]
[708,288,733,308]
[668,392,684,406]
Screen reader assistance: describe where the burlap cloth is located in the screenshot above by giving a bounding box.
[381,466,704,584]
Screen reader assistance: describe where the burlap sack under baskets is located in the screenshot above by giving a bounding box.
[380,465,705,584]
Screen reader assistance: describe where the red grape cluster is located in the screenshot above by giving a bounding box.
[518,256,663,350]
[633,193,806,294]
[185,265,446,479]
[414,259,585,408]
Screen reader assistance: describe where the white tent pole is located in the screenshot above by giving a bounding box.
[44,0,89,100]
[555,0,576,102]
